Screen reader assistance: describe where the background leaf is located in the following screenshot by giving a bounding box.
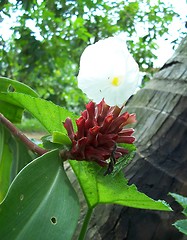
[170,193,187,212]
[170,193,187,235]
[0,150,80,240]
[0,1,180,112]
[173,220,187,235]
[70,160,171,211]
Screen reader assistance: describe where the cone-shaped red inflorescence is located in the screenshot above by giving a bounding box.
[63,99,136,167]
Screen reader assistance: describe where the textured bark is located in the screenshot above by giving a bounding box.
[71,36,187,240]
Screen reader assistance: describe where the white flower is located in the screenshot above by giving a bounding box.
[77,36,140,107]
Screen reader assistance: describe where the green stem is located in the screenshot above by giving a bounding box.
[78,207,93,240]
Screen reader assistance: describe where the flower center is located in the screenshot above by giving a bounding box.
[111,77,120,87]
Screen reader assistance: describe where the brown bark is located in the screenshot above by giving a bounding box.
[71,36,187,240]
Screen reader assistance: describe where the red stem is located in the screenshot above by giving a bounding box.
[0,113,48,156]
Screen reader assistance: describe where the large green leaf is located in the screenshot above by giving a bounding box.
[0,150,80,240]
[0,125,12,202]
[0,101,23,124]
[0,124,34,202]
[0,77,38,123]
[8,133,35,182]
[2,92,77,134]
[70,161,171,211]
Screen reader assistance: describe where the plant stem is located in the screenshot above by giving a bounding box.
[0,113,48,156]
[78,207,93,240]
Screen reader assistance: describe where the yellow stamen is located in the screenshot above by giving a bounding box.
[111,77,120,86]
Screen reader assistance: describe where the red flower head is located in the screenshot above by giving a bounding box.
[64,99,136,170]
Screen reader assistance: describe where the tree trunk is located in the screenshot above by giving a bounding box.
[71,36,187,240]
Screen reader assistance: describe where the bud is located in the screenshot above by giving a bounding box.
[64,99,136,168]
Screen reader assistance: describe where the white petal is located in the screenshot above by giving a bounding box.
[77,36,140,107]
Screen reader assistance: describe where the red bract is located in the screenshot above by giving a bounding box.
[63,99,136,167]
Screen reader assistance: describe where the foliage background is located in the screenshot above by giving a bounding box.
[0,0,184,112]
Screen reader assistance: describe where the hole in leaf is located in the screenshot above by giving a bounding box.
[20,194,24,201]
[50,217,57,225]
[8,85,16,92]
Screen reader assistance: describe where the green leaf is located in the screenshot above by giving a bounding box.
[0,125,34,202]
[8,133,35,182]
[0,150,80,240]
[170,193,187,210]
[170,193,187,217]
[70,161,171,211]
[0,77,38,97]
[41,135,70,150]
[0,101,23,124]
[52,131,72,146]
[3,92,77,133]
[0,77,38,123]
[0,125,12,202]
[112,143,136,176]
[173,219,187,235]
[41,135,62,150]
